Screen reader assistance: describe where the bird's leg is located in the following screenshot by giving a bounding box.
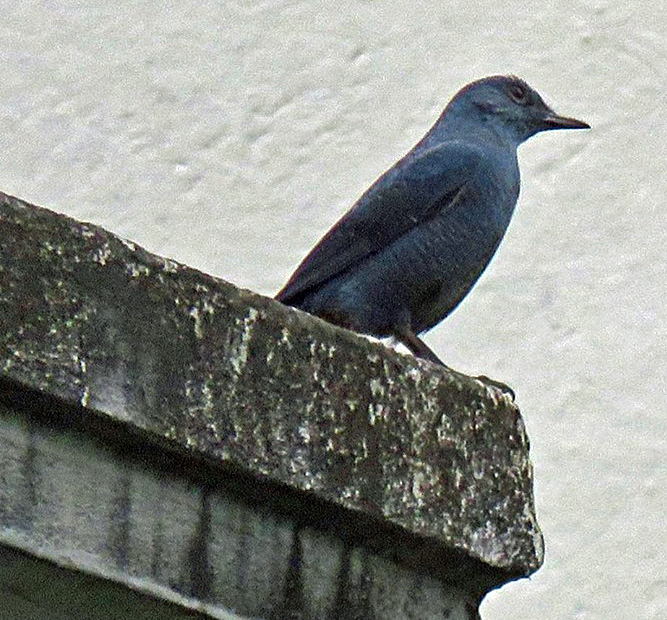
[393,326,515,400]
[393,326,451,368]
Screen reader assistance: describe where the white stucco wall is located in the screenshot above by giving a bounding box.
[1,2,665,619]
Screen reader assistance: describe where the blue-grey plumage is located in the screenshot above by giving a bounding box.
[276,75,589,366]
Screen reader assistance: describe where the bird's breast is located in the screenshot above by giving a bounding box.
[393,164,520,331]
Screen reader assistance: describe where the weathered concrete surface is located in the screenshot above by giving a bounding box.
[0,385,477,620]
[0,192,543,617]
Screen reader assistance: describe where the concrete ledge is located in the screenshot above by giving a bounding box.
[0,193,543,618]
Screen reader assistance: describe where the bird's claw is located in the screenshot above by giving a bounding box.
[475,375,515,401]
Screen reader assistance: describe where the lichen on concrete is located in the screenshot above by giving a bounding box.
[0,191,543,595]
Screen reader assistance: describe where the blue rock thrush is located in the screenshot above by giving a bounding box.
[276,75,588,369]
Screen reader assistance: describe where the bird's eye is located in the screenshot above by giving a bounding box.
[508,84,528,104]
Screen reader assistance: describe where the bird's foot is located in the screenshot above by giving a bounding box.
[392,327,516,400]
[475,375,515,401]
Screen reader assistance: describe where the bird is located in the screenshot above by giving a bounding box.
[276,75,589,371]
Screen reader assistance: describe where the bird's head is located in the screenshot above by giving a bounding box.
[444,75,589,145]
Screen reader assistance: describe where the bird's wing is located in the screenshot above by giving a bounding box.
[275,140,483,303]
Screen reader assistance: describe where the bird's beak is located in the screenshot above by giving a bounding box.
[542,112,590,130]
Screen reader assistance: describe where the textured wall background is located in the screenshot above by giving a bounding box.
[0,2,665,619]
